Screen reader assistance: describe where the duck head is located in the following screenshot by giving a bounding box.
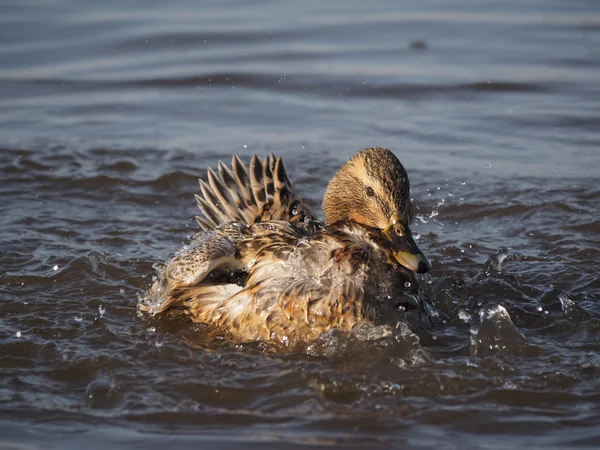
[322,147,432,273]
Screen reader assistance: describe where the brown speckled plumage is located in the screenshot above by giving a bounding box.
[139,148,429,346]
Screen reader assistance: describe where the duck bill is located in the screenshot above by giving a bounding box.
[384,220,432,274]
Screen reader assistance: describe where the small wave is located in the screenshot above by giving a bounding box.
[0,74,550,101]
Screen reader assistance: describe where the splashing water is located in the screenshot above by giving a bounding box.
[559,292,591,322]
[458,308,472,322]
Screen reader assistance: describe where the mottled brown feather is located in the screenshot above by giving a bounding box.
[140,148,428,346]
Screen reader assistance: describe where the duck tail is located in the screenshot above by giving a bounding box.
[195,154,316,231]
[140,282,244,324]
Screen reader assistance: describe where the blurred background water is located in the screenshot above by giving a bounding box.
[1,0,599,448]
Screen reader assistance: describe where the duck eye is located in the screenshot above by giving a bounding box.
[365,187,375,197]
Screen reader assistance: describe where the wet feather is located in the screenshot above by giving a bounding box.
[139,148,431,346]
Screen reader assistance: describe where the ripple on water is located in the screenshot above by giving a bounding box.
[1,147,599,448]
[1,0,600,441]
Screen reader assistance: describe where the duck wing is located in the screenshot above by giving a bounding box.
[138,222,247,316]
[195,154,317,231]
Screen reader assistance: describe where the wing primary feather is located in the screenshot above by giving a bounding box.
[218,161,249,212]
[207,168,231,203]
[195,194,221,225]
[207,167,244,222]
[195,215,213,232]
[232,154,255,207]
[200,180,230,223]
[249,154,267,206]
[273,157,287,190]
[277,157,295,194]
[264,157,275,197]
[224,158,257,224]
[218,161,237,191]
[273,157,292,208]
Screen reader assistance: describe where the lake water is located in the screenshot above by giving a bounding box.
[1,0,599,448]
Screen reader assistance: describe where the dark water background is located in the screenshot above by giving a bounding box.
[1,0,599,448]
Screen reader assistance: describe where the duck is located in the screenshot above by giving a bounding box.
[138,147,433,347]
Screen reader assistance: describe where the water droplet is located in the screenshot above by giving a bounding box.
[119,288,125,294]
[469,325,478,335]
[53,265,59,271]
[404,281,411,288]
[479,304,511,321]
[98,304,106,317]
[458,308,472,322]
[558,291,582,318]
[16,331,21,338]
[74,315,83,322]
[416,214,428,224]
[147,326,156,333]
[536,305,543,312]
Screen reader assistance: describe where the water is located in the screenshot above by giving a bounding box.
[1,0,599,448]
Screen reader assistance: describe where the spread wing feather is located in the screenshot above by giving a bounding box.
[195,154,317,230]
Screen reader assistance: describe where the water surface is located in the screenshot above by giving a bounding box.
[1,0,599,448]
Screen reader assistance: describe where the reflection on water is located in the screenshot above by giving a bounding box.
[1,0,599,448]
